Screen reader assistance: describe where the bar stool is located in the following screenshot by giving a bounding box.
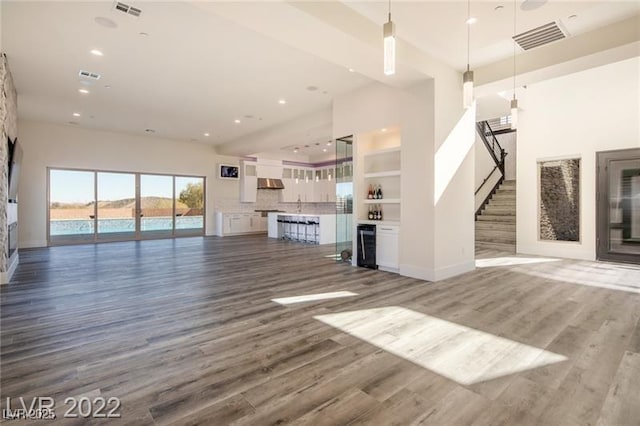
[277,215,285,239]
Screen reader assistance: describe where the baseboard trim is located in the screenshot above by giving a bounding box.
[517,243,594,261]
[433,260,476,281]
[400,264,435,282]
[1,253,19,284]
[400,260,476,282]
[20,240,48,249]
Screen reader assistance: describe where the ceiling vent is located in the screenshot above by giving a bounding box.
[78,70,101,80]
[113,1,142,18]
[513,21,567,51]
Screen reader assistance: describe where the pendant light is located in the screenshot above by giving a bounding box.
[510,0,519,129]
[463,0,474,108]
[383,0,396,76]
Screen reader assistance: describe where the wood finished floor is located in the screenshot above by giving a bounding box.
[2,235,640,425]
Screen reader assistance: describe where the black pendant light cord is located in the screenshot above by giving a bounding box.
[388,0,392,23]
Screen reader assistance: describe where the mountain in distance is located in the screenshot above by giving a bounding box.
[51,197,188,209]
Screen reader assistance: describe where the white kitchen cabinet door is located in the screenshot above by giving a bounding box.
[223,215,232,235]
[376,226,399,271]
[240,175,257,203]
[229,215,242,233]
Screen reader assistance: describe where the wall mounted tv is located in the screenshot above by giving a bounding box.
[7,137,22,202]
[219,164,239,179]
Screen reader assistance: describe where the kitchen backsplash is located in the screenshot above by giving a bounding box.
[214,190,336,214]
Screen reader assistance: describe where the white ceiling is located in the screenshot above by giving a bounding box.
[1,1,371,145]
[345,1,640,71]
[2,1,639,156]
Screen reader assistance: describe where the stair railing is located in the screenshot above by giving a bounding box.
[475,120,507,219]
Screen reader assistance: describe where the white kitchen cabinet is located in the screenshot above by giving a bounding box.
[376,225,399,272]
[215,212,267,236]
[240,161,258,203]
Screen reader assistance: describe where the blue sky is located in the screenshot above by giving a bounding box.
[50,170,202,203]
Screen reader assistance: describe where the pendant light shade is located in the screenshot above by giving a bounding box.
[463,69,474,109]
[510,98,518,130]
[383,0,396,76]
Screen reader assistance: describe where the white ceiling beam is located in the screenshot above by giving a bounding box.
[215,107,332,157]
[475,14,640,96]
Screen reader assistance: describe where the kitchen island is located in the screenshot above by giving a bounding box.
[267,213,351,245]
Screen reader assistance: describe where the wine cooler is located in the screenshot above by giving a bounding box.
[357,224,377,269]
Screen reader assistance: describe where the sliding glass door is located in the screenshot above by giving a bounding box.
[140,174,175,239]
[48,168,205,245]
[175,176,205,236]
[97,172,137,242]
[49,169,96,245]
[597,148,640,264]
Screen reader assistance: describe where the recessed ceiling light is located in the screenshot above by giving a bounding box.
[568,14,578,19]
[94,16,117,28]
[494,5,504,11]
[306,86,318,92]
[68,121,79,125]
[72,112,81,117]
[104,85,111,89]
[348,68,355,73]
[78,88,90,94]
[521,0,547,11]
[293,148,299,153]
[90,49,104,56]
[466,17,477,25]
[322,148,327,152]
[145,128,155,133]
[139,32,149,37]
[381,128,388,132]
[326,141,332,146]
[204,132,210,137]
[234,119,241,124]
[278,99,287,105]
[244,114,254,119]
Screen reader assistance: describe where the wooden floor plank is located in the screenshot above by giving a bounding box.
[2,235,640,425]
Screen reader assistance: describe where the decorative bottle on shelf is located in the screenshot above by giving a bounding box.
[368,205,374,220]
[378,205,383,221]
[377,185,383,199]
[367,184,374,199]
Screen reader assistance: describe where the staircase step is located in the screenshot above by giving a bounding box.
[475,222,516,232]
[488,200,516,207]
[477,215,516,223]
[492,193,516,200]
[476,229,516,240]
[501,180,516,187]
[481,208,515,216]
[476,235,516,244]
[475,241,516,252]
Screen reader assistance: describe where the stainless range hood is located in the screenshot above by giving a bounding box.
[257,178,285,190]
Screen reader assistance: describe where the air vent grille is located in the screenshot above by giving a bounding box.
[513,21,566,51]
[113,1,142,18]
[78,70,101,80]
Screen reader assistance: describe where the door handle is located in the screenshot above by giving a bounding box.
[360,231,366,259]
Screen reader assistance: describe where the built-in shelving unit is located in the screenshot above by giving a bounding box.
[353,128,402,272]
[359,141,401,223]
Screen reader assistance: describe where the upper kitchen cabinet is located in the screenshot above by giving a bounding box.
[240,161,257,203]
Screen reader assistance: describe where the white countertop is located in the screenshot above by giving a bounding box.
[267,212,334,217]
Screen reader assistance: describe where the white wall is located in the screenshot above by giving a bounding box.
[517,57,640,260]
[334,77,475,282]
[17,120,226,247]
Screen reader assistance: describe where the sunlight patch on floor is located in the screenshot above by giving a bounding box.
[476,256,561,268]
[272,291,358,305]
[519,269,640,294]
[314,306,567,385]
